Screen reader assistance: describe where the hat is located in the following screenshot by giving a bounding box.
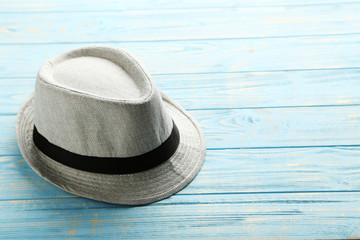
[16,46,206,205]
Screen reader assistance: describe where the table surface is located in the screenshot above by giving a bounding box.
[1,0,360,239]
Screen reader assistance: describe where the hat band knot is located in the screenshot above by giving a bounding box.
[32,120,180,174]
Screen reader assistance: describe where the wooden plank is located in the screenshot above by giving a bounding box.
[1,35,360,77]
[0,0,358,12]
[1,69,360,114]
[193,105,360,148]
[2,105,360,155]
[1,147,360,200]
[2,4,360,44]
[1,192,360,239]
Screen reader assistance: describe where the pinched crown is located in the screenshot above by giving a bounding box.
[34,46,173,158]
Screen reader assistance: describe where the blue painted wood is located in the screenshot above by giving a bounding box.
[1,3,360,44]
[1,147,360,201]
[1,0,360,239]
[1,35,360,77]
[1,192,360,239]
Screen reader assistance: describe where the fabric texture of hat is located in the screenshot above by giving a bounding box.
[16,46,206,205]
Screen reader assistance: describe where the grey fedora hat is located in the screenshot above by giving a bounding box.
[16,45,206,205]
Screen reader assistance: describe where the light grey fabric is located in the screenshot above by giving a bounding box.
[53,56,141,99]
[35,46,173,157]
[16,45,206,205]
[16,91,206,205]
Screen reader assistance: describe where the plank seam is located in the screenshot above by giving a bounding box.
[2,66,360,79]
[3,103,360,116]
[1,190,360,203]
[2,32,360,45]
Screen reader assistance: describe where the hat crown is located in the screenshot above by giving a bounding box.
[34,46,173,158]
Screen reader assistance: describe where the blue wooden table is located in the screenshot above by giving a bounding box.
[1,0,360,239]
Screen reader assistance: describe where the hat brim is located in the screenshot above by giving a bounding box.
[16,91,206,205]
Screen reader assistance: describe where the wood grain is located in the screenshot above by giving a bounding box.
[1,34,360,77]
[2,4,360,44]
[1,68,360,114]
[1,192,360,239]
[193,105,360,149]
